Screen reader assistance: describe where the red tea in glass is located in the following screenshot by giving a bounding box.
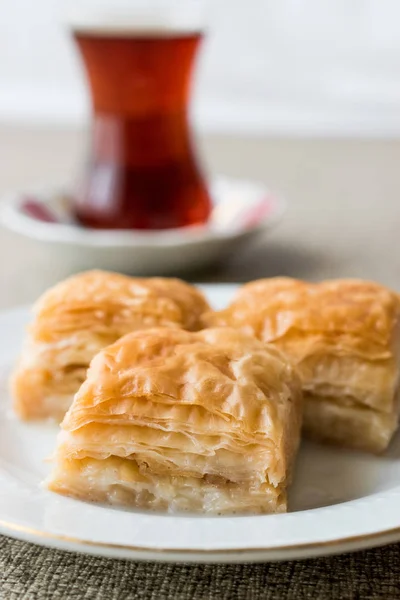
[72,26,211,229]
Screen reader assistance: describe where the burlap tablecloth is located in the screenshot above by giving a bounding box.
[2,536,400,599]
[2,129,400,598]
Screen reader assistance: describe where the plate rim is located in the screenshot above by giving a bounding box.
[2,516,400,563]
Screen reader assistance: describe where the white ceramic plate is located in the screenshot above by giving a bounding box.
[0,178,285,276]
[2,285,400,563]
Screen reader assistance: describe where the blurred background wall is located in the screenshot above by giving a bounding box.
[2,0,400,135]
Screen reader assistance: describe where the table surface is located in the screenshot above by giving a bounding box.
[1,126,400,599]
[2,127,400,307]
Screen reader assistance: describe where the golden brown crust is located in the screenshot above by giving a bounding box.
[33,270,210,342]
[11,271,211,421]
[203,277,400,353]
[47,327,303,514]
[204,277,400,452]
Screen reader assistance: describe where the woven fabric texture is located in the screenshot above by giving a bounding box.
[1,536,400,599]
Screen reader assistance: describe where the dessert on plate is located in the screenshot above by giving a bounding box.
[203,278,400,453]
[11,270,210,421]
[47,327,302,514]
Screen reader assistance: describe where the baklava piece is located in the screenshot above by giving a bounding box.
[47,327,302,514]
[12,270,209,420]
[204,278,400,453]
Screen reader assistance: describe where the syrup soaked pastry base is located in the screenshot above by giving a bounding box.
[47,327,302,514]
[203,278,400,453]
[303,393,400,453]
[11,270,210,421]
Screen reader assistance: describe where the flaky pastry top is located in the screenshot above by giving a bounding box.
[30,270,210,343]
[203,278,400,359]
[62,327,301,448]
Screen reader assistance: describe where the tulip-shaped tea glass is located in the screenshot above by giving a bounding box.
[69,3,211,229]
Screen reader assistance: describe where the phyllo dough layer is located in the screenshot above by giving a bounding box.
[203,278,400,453]
[11,270,210,421]
[47,327,302,514]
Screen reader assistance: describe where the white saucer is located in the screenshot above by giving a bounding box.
[0,178,285,275]
[2,290,400,563]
